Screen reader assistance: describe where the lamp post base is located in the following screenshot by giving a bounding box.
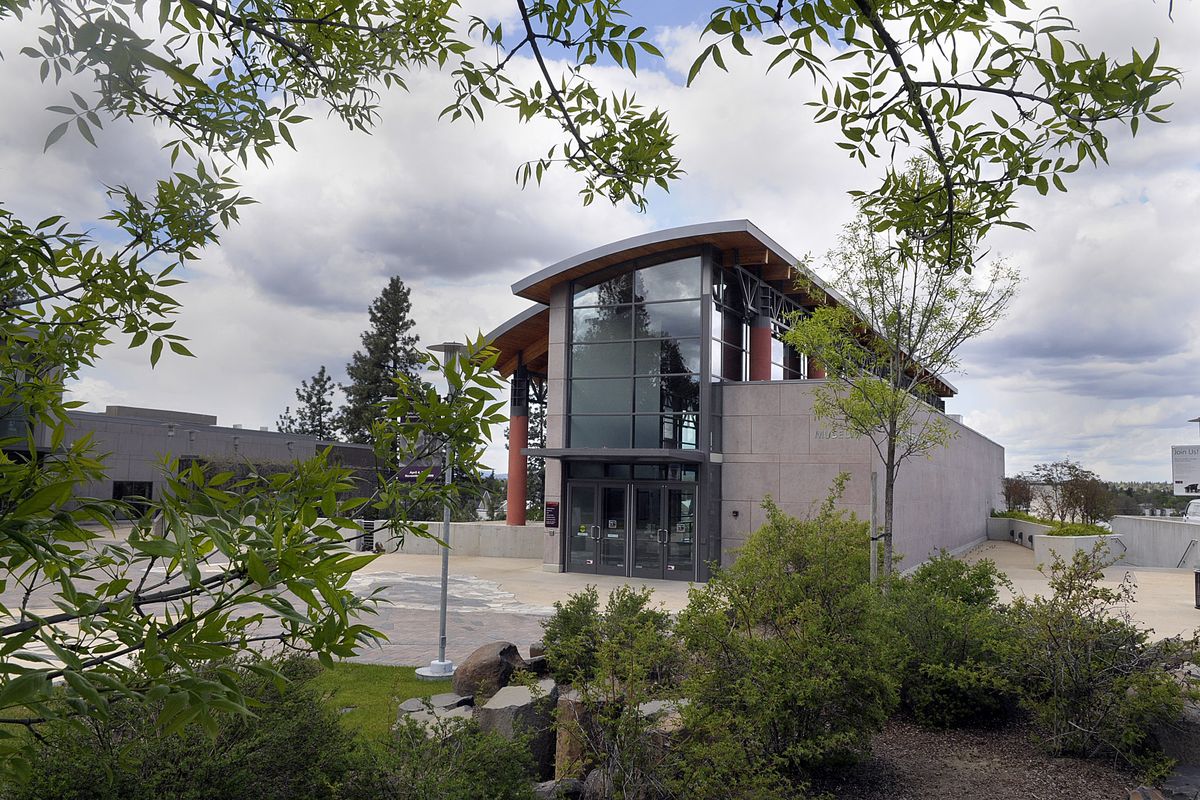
[415,660,456,680]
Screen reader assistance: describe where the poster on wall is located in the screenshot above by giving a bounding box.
[1172,445,1200,495]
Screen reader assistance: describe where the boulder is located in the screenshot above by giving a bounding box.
[581,767,613,800]
[427,692,473,709]
[478,677,559,780]
[395,702,473,736]
[1161,766,1200,800]
[530,640,546,658]
[453,641,526,698]
[525,655,551,677]
[533,778,583,800]
[555,689,588,780]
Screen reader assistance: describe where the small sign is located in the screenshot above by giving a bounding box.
[607,519,618,529]
[675,523,687,533]
[586,559,594,565]
[667,565,675,571]
[544,502,559,529]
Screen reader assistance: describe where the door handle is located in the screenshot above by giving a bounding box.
[657,528,668,545]
[590,525,600,541]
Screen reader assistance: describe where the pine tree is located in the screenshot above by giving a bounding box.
[278,365,338,439]
[338,277,421,443]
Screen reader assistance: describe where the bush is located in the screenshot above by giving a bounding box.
[1008,544,1199,780]
[675,489,896,791]
[9,656,352,800]
[991,509,1050,523]
[543,586,679,798]
[886,554,1018,728]
[1045,522,1110,536]
[339,715,535,800]
[542,584,676,687]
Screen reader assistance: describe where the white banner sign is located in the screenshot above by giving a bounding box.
[1172,445,1200,496]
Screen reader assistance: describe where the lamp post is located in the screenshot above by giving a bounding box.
[416,341,467,680]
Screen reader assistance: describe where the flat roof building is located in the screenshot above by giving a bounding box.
[489,220,1004,581]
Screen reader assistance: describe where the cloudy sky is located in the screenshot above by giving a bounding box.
[1,0,1197,481]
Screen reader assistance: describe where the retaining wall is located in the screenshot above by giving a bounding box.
[357,520,546,559]
[1111,516,1200,569]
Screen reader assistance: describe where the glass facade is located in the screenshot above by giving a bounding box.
[569,257,702,449]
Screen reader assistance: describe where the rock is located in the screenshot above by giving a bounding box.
[525,655,551,677]
[396,703,474,736]
[533,778,583,800]
[581,767,613,800]
[478,677,559,780]
[398,697,427,713]
[530,640,546,658]
[638,698,688,737]
[1129,789,1167,800]
[427,692,473,709]
[555,689,587,781]
[453,641,526,698]
[1162,765,1200,800]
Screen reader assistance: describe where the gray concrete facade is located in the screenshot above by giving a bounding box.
[61,406,373,508]
[718,380,1004,567]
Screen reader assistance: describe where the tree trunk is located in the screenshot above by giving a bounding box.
[883,437,897,580]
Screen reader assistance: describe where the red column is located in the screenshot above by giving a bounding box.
[506,411,528,526]
[749,319,773,381]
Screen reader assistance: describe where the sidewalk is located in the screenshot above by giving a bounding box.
[350,553,693,666]
[961,540,1200,639]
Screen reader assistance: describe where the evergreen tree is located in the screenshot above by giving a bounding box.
[338,277,421,443]
[278,365,338,439]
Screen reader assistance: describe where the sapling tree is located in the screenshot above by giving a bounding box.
[786,185,1019,579]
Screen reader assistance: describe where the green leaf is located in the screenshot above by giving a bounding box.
[43,121,69,151]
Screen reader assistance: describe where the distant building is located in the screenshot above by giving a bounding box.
[488,220,1005,581]
[58,405,375,514]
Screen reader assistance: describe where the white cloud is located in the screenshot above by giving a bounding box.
[2,2,1199,478]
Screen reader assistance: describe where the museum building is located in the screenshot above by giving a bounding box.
[488,220,1005,581]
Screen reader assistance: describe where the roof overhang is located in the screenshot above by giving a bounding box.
[486,304,549,378]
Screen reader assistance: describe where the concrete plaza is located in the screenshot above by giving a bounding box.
[350,540,1200,666]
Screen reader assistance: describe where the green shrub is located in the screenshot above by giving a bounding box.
[541,585,601,683]
[542,584,676,686]
[1008,544,1199,779]
[675,489,896,790]
[992,509,1050,524]
[9,656,351,800]
[1045,522,1111,536]
[886,554,1018,728]
[545,586,679,798]
[339,715,535,800]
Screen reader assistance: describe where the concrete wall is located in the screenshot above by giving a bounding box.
[373,520,547,559]
[719,380,1004,568]
[541,282,570,572]
[718,380,873,564]
[987,516,1051,549]
[64,409,326,504]
[1112,516,1200,569]
[1033,532,1126,566]
[882,411,1004,563]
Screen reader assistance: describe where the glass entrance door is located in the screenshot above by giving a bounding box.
[665,487,696,580]
[631,485,695,581]
[566,483,628,575]
[632,487,663,578]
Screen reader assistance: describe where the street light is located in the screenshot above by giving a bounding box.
[416,341,467,680]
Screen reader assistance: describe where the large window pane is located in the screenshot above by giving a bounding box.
[573,306,632,342]
[722,342,745,381]
[574,272,633,307]
[634,413,700,449]
[634,257,701,302]
[571,415,631,448]
[636,375,700,413]
[571,378,632,414]
[571,342,632,378]
[637,300,701,340]
[635,338,701,375]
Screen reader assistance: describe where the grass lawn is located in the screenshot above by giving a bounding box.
[309,661,454,741]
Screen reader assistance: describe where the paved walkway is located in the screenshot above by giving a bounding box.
[960,540,1200,639]
[349,553,693,666]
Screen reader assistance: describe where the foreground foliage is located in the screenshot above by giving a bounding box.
[675,489,896,795]
[1009,545,1199,780]
[886,554,1018,728]
[6,656,535,800]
